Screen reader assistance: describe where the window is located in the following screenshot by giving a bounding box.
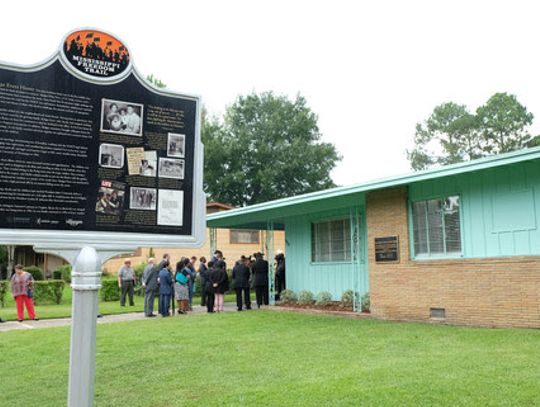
[411,195,461,257]
[230,229,260,244]
[311,218,351,262]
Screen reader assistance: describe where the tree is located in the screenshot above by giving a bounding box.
[203,92,341,206]
[408,102,480,170]
[408,93,534,170]
[146,74,166,89]
[476,92,534,154]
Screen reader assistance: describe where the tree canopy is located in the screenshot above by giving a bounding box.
[408,92,534,170]
[203,92,340,206]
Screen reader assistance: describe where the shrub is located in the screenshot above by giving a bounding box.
[32,280,65,305]
[297,289,315,305]
[315,291,333,306]
[340,289,359,308]
[24,266,44,281]
[0,280,7,307]
[101,279,120,302]
[54,264,72,283]
[361,292,371,312]
[134,262,146,284]
[279,289,297,304]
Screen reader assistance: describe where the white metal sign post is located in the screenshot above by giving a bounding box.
[0,28,205,407]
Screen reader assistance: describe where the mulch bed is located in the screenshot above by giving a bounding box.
[274,302,371,318]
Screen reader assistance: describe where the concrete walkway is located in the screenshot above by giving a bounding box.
[0,302,239,333]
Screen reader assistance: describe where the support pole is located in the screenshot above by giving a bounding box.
[68,247,102,407]
[209,227,217,259]
[266,221,275,305]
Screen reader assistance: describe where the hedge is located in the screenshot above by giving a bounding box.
[101,279,120,302]
[0,280,7,307]
[24,266,44,281]
[53,264,72,283]
[32,280,65,305]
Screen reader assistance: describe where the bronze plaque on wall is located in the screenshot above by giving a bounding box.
[375,236,399,262]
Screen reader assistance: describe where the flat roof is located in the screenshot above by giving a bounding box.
[207,146,540,229]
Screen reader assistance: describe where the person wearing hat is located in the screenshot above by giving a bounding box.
[252,252,269,308]
[118,259,136,306]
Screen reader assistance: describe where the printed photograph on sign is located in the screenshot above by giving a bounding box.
[99,143,124,169]
[158,189,184,226]
[159,157,184,179]
[96,180,125,216]
[140,150,157,177]
[167,133,185,158]
[100,98,143,136]
[130,187,157,210]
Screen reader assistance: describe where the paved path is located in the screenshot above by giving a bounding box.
[0,303,239,333]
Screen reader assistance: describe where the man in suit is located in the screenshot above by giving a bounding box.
[252,252,269,308]
[158,263,173,317]
[141,257,157,317]
[156,253,170,315]
[232,256,252,311]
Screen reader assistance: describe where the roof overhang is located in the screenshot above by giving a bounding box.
[207,146,540,230]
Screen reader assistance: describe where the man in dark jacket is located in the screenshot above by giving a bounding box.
[158,264,173,317]
[204,261,215,312]
[275,250,286,300]
[233,256,252,311]
[252,252,269,308]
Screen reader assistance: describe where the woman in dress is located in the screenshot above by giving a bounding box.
[174,258,190,314]
[210,260,227,312]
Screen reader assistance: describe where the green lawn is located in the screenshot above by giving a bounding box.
[1,311,540,406]
[0,286,236,320]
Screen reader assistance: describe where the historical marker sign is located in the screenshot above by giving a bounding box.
[374,236,399,262]
[0,28,205,249]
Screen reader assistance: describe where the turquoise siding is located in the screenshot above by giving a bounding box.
[409,160,540,258]
[284,199,368,301]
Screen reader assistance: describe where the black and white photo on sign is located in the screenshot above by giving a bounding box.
[99,143,124,169]
[140,150,157,177]
[159,157,184,179]
[157,189,184,226]
[130,187,157,210]
[100,98,143,136]
[167,133,185,158]
[96,180,125,216]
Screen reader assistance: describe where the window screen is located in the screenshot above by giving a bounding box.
[311,218,351,262]
[412,195,461,257]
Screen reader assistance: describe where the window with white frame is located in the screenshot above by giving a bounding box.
[411,195,462,257]
[311,218,351,262]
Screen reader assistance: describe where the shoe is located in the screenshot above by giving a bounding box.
[237,309,242,312]
[246,307,252,310]
[32,318,39,321]
[18,320,23,323]
[147,314,156,318]
[97,314,103,318]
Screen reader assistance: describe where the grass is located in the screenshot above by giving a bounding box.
[0,286,236,320]
[1,311,540,406]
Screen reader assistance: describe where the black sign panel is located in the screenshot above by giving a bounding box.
[375,236,399,262]
[0,30,198,236]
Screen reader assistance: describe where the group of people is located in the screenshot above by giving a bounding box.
[119,249,286,318]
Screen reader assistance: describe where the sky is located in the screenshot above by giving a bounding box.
[1,0,539,186]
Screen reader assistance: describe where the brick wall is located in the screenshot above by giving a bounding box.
[366,187,540,328]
